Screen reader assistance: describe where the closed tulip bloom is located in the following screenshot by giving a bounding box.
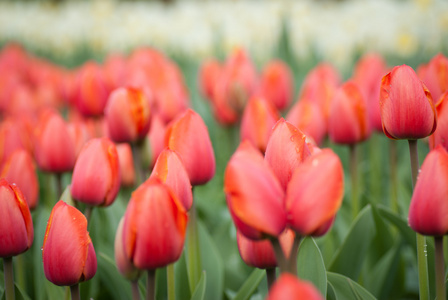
[0,179,33,257]
[430,92,448,150]
[240,96,280,153]
[105,87,151,143]
[71,138,121,207]
[165,109,215,186]
[116,143,136,188]
[237,229,294,269]
[0,118,33,167]
[328,81,371,144]
[266,274,324,300]
[146,114,167,169]
[225,141,286,240]
[122,178,188,270]
[67,120,92,159]
[259,60,293,111]
[419,53,448,102]
[42,200,97,286]
[265,119,311,191]
[150,148,192,210]
[199,59,222,101]
[286,149,344,236]
[380,65,437,140]
[1,149,39,209]
[34,109,76,173]
[114,217,141,281]
[409,146,448,236]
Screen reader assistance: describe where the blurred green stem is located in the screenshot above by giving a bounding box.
[186,200,201,293]
[70,283,80,300]
[435,236,446,300]
[389,140,398,212]
[131,280,141,300]
[3,257,15,300]
[15,254,25,292]
[84,206,94,225]
[266,268,276,290]
[408,139,429,300]
[167,264,175,300]
[146,270,156,300]
[270,238,288,275]
[56,173,63,200]
[287,235,301,275]
[350,144,359,219]
[369,134,381,203]
[132,141,147,186]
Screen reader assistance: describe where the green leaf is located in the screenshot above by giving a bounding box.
[233,269,265,300]
[326,272,377,300]
[297,237,327,297]
[60,185,75,207]
[329,205,376,280]
[175,253,191,299]
[190,271,207,300]
[376,205,415,248]
[97,252,132,300]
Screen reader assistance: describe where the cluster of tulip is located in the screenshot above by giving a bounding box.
[1,39,448,300]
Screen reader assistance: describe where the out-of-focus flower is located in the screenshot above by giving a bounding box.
[225,141,286,240]
[1,149,39,209]
[266,273,324,300]
[259,60,293,111]
[0,117,33,167]
[240,96,280,153]
[328,81,371,144]
[116,143,136,188]
[71,138,121,207]
[105,87,151,143]
[67,119,92,158]
[165,109,215,186]
[146,114,167,169]
[0,178,33,257]
[419,53,448,102]
[286,149,344,236]
[199,58,222,101]
[42,200,97,286]
[430,92,448,150]
[121,178,188,270]
[380,64,437,140]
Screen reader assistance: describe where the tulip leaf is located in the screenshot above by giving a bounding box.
[326,272,377,300]
[297,237,327,297]
[190,271,206,300]
[97,251,132,300]
[376,205,415,248]
[175,253,191,299]
[0,283,32,300]
[232,268,265,300]
[60,184,75,207]
[328,205,376,280]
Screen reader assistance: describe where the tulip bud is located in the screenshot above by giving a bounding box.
[0,179,33,257]
[419,53,448,102]
[409,146,448,236]
[380,65,437,140]
[259,60,293,111]
[199,59,222,101]
[146,114,167,169]
[105,87,151,143]
[114,217,141,281]
[116,143,136,188]
[1,149,39,209]
[71,138,121,207]
[266,274,324,300]
[122,178,188,270]
[42,200,97,286]
[286,149,344,236]
[165,109,215,186]
[225,141,286,240]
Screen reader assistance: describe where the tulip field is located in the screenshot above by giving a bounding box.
[0,2,448,298]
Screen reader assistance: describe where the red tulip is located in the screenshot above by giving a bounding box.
[71,138,121,207]
[105,87,151,143]
[42,200,97,286]
[146,114,167,169]
[409,146,448,236]
[265,119,311,191]
[286,149,344,236]
[240,96,280,153]
[122,178,188,270]
[430,92,448,150]
[0,179,33,257]
[67,119,92,158]
[199,59,222,101]
[114,217,141,280]
[165,109,215,186]
[1,149,39,209]
[259,60,293,111]
[380,65,437,140]
[116,143,136,188]
[328,80,371,144]
[237,229,294,269]
[419,53,448,102]
[34,109,76,173]
[0,118,32,167]
[266,274,324,300]
[225,141,286,240]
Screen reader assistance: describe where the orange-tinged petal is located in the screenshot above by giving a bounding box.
[420,53,448,102]
[286,149,344,236]
[116,143,136,188]
[266,274,324,300]
[430,92,448,150]
[259,60,293,111]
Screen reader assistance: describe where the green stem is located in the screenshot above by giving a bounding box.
[186,201,201,293]
[270,238,287,274]
[132,142,147,186]
[3,257,15,300]
[350,144,359,219]
[56,173,63,200]
[266,268,276,291]
[84,206,94,225]
[408,139,430,300]
[389,140,398,212]
[435,236,446,300]
[70,283,80,300]
[368,134,381,203]
[286,235,301,276]
[167,264,175,300]
[15,253,25,292]
[131,280,141,300]
[146,270,156,300]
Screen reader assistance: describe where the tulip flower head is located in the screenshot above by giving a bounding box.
[419,53,448,102]
[42,200,97,286]
[259,60,294,111]
[266,273,324,300]
[430,91,448,151]
[380,65,437,140]
[0,179,33,257]
[116,143,136,188]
